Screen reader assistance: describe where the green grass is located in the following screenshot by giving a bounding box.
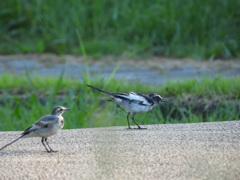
[1,0,240,59]
[0,73,239,131]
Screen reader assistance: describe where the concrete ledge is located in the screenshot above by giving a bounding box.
[0,121,240,179]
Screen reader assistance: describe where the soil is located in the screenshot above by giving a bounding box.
[0,54,239,85]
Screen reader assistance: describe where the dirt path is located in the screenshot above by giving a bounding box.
[0,54,239,85]
[0,121,239,180]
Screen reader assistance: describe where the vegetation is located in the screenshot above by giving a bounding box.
[0,72,239,131]
[1,0,240,59]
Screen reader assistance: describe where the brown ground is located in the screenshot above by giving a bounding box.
[1,54,240,86]
[1,54,240,71]
[0,121,239,180]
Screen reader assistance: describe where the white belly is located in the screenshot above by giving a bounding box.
[26,122,61,138]
[120,102,154,113]
[112,97,156,113]
[35,126,60,137]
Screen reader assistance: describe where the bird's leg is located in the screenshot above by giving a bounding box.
[41,137,51,153]
[132,113,147,129]
[45,138,57,153]
[126,112,132,129]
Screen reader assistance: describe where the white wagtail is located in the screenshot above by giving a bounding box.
[87,85,166,129]
[0,106,70,153]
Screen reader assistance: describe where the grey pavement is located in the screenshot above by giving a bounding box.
[0,121,240,180]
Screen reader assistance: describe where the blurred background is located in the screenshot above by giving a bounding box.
[0,0,239,131]
[1,0,240,58]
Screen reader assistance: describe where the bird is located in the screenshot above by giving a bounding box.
[87,85,166,129]
[0,106,70,153]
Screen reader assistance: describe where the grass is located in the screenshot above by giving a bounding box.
[1,0,240,59]
[0,73,239,131]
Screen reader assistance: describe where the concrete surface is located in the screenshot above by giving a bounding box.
[0,121,240,180]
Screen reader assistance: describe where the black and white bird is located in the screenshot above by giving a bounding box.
[87,85,166,129]
[0,106,70,153]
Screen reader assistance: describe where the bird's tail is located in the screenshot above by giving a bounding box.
[87,85,114,96]
[0,134,24,151]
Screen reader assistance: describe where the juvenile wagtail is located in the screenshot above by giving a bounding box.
[0,106,70,153]
[87,85,166,129]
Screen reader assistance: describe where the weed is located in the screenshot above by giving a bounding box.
[1,0,240,58]
[0,72,239,131]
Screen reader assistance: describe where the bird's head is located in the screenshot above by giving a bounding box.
[51,106,70,115]
[148,94,166,104]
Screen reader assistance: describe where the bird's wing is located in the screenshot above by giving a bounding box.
[114,92,153,105]
[136,93,155,105]
[22,115,59,135]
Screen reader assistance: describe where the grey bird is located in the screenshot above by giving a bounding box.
[0,106,70,153]
[87,85,166,129]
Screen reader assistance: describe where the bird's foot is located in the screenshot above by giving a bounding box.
[127,127,147,130]
[137,127,147,130]
[46,150,58,153]
[50,150,58,153]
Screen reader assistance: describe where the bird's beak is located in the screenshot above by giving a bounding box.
[64,108,70,111]
[161,99,167,103]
